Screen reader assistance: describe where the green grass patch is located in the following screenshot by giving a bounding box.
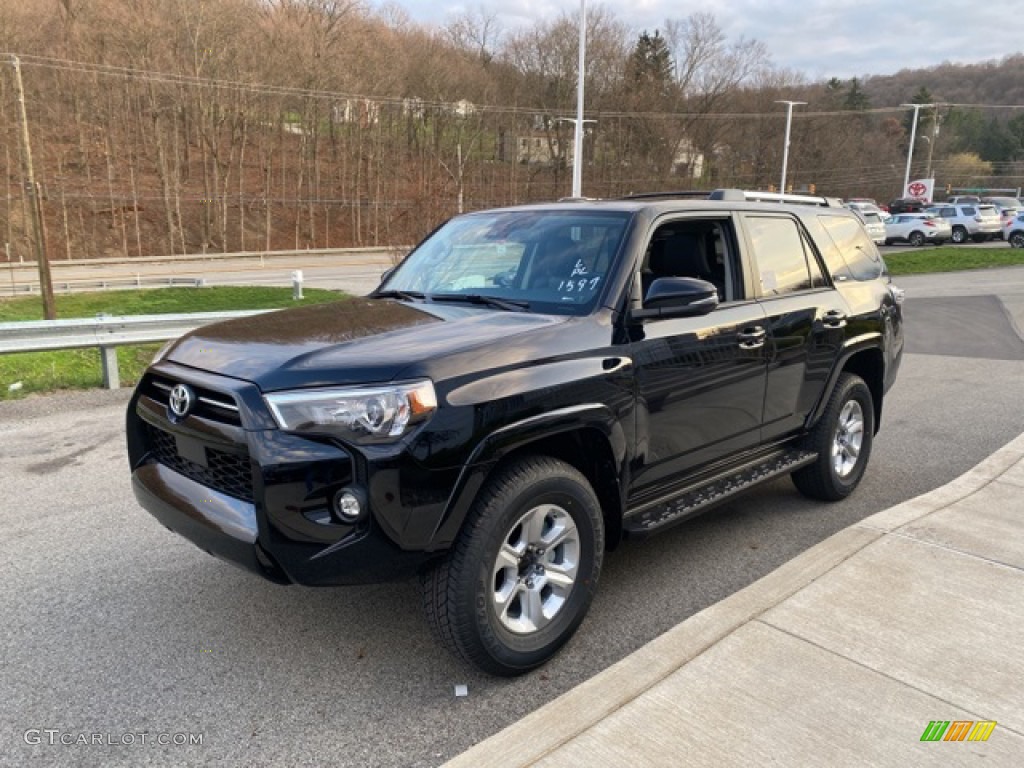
[1,286,346,399]
[884,246,1024,276]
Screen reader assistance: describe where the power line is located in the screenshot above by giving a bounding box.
[8,52,1024,122]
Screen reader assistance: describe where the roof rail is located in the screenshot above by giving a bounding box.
[709,189,843,208]
[615,190,712,201]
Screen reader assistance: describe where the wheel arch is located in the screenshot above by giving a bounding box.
[809,344,885,435]
[430,406,627,552]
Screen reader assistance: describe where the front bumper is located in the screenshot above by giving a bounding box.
[127,363,451,586]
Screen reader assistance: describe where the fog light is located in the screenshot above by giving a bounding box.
[333,488,364,523]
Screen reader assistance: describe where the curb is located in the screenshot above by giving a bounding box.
[443,431,1024,768]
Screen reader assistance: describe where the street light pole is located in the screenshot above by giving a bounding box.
[571,0,587,198]
[776,100,806,194]
[901,102,933,195]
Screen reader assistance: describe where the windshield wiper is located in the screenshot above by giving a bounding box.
[372,289,427,302]
[429,293,530,312]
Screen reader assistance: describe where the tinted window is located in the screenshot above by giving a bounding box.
[745,216,812,295]
[818,215,885,281]
[961,206,976,216]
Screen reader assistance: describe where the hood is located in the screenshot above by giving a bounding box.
[165,298,566,390]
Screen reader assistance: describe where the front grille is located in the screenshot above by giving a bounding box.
[146,424,255,503]
[143,375,242,426]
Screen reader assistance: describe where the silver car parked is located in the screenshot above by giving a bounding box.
[926,203,1002,243]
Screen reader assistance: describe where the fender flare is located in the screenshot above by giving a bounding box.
[807,334,886,432]
[427,404,627,548]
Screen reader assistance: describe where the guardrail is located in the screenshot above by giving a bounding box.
[0,310,269,389]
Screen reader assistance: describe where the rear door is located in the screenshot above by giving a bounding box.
[739,213,847,443]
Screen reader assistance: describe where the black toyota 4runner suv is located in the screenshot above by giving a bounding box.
[127,189,903,676]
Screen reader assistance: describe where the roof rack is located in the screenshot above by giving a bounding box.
[615,190,712,201]
[709,189,843,208]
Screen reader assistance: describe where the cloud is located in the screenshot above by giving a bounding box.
[372,0,1023,81]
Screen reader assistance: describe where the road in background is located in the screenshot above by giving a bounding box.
[2,248,400,299]
[1,269,1023,767]
[1,240,1016,301]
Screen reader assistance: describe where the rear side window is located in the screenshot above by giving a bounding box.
[961,206,976,216]
[744,216,817,296]
[817,215,885,281]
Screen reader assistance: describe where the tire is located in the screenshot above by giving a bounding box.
[884,238,893,246]
[908,231,925,247]
[421,455,604,676]
[951,226,968,244]
[1010,232,1024,249]
[792,373,874,502]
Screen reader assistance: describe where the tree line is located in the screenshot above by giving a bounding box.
[1,0,1022,262]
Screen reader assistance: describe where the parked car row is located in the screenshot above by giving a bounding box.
[845,195,1022,247]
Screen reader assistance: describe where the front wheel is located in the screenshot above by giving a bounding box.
[421,456,604,676]
[792,373,875,501]
[951,226,968,244]
[908,230,925,247]
[1010,232,1024,249]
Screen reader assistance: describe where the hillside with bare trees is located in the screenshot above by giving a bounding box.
[2,0,1022,263]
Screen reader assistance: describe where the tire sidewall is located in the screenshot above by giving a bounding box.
[826,378,874,496]
[467,470,603,672]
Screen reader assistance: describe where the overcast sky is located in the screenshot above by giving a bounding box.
[374,0,1022,81]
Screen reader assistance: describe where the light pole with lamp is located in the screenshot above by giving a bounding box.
[901,102,933,196]
[776,100,806,194]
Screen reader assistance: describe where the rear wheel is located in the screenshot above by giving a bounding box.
[951,226,968,244]
[792,373,874,501]
[421,456,604,676]
[908,231,925,247]
[1010,232,1024,249]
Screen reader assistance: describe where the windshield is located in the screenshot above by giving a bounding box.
[378,209,631,315]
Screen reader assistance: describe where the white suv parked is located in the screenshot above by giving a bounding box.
[926,203,1002,243]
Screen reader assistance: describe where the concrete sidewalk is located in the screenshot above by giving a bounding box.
[446,433,1024,767]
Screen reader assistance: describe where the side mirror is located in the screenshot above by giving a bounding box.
[631,277,719,321]
[380,266,396,283]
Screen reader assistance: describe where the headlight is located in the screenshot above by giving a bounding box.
[264,380,437,443]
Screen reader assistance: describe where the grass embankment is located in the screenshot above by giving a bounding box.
[0,286,344,400]
[884,246,1024,276]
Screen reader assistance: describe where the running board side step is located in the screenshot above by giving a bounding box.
[624,449,818,534]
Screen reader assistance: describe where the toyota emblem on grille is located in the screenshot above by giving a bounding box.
[169,383,195,418]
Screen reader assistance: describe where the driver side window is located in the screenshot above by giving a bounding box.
[640,220,738,306]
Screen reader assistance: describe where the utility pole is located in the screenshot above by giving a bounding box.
[11,55,56,319]
[572,0,587,198]
[924,104,940,180]
[901,102,933,197]
[776,100,806,194]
